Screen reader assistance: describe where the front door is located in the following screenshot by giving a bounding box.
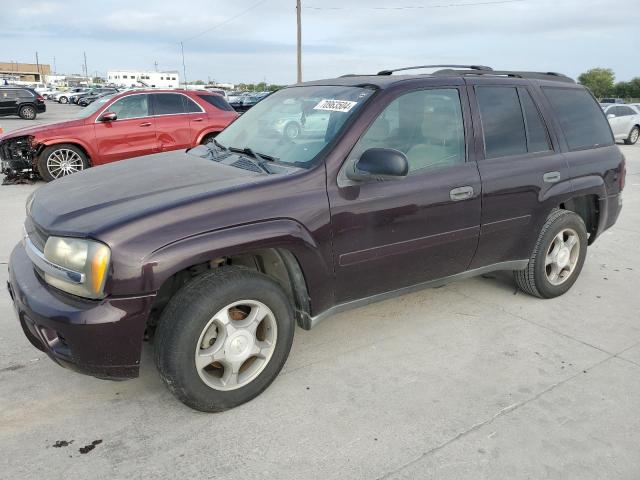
[327,86,482,303]
[94,93,157,164]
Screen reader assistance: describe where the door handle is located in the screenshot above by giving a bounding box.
[450,186,474,201]
[543,171,561,183]
[139,122,152,127]
[192,118,204,122]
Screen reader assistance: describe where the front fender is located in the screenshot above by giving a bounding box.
[141,219,334,314]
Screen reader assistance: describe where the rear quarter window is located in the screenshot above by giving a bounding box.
[197,94,235,112]
[543,87,613,150]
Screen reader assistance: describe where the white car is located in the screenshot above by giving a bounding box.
[603,104,640,145]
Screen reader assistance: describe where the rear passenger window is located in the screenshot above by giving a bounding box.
[197,94,235,112]
[476,86,527,158]
[543,87,613,150]
[520,90,551,153]
[182,96,202,113]
[153,93,185,115]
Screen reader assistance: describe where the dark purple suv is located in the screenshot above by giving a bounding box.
[7,65,625,412]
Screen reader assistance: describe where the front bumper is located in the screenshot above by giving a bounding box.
[7,243,155,379]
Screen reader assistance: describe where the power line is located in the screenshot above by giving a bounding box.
[304,0,524,10]
[182,0,270,43]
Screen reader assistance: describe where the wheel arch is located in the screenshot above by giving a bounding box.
[37,140,94,166]
[196,129,221,145]
[140,220,332,333]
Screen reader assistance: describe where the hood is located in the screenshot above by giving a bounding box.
[1,119,85,141]
[30,150,267,236]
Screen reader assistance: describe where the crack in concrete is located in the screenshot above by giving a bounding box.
[376,351,622,479]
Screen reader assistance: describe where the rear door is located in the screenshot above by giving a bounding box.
[466,79,569,268]
[149,93,195,151]
[327,85,482,303]
[94,93,157,164]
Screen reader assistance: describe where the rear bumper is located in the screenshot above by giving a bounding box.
[36,103,46,113]
[7,243,155,380]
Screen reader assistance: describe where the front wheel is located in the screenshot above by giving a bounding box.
[155,267,295,412]
[624,126,639,145]
[514,209,587,298]
[37,144,89,182]
[59,96,68,104]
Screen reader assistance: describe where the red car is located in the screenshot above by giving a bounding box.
[0,89,238,182]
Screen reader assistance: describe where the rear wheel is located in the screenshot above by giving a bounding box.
[59,96,68,104]
[37,144,89,182]
[18,105,37,120]
[624,126,639,145]
[155,267,295,412]
[514,209,587,298]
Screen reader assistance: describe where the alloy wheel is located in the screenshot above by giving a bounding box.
[195,300,278,391]
[545,228,580,286]
[46,149,85,178]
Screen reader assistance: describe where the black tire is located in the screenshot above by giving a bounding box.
[624,126,639,145]
[37,144,89,182]
[59,96,68,104]
[155,267,295,412]
[514,209,588,299]
[18,105,37,120]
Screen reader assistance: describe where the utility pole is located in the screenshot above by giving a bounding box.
[83,51,88,79]
[53,56,57,74]
[154,61,158,72]
[35,51,41,82]
[180,42,188,90]
[296,0,302,83]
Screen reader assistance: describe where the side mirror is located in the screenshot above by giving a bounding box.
[607,113,616,119]
[346,148,409,182]
[99,112,117,122]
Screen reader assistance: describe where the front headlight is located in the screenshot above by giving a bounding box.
[43,236,111,299]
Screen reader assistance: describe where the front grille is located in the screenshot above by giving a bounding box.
[231,158,263,173]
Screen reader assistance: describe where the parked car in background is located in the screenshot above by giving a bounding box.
[602,103,640,144]
[6,66,625,412]
[0,90,237,182]
[29,83,56,99]
[600,98,626,104]
[227,92,248,110]
[237,92,270,112]
[0,86,46,120]
[203,87,228,99]
[77,90,117,107]
[52,88,90,104]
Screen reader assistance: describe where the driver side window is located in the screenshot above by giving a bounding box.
[109,94,149,120]
[349,88,465,175]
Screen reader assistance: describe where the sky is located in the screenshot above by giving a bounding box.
[1,0,638,85]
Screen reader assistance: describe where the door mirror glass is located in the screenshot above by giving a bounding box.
[99,112,118,122]
[346,148,409,182]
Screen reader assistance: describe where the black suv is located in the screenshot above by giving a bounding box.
[8,65,624,412]
[0,86,46,120]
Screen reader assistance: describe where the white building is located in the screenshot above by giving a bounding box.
[106,70,180,88]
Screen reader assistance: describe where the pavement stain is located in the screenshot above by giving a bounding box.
[79,439,103,454]
[52,440,73,448]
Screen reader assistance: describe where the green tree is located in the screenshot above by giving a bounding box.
[193,79,205,85]
[577,68,615,98]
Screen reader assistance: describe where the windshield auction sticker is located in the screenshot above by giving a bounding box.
[313,99,358,112]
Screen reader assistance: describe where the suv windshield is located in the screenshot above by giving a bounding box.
[215,85,374,168]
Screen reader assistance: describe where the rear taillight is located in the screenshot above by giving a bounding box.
[36,95,44,102]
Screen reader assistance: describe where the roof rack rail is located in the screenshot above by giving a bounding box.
[432,69,575,83]
[377,65,492,76]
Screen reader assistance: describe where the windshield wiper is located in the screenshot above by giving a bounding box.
[228,146,275,174]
